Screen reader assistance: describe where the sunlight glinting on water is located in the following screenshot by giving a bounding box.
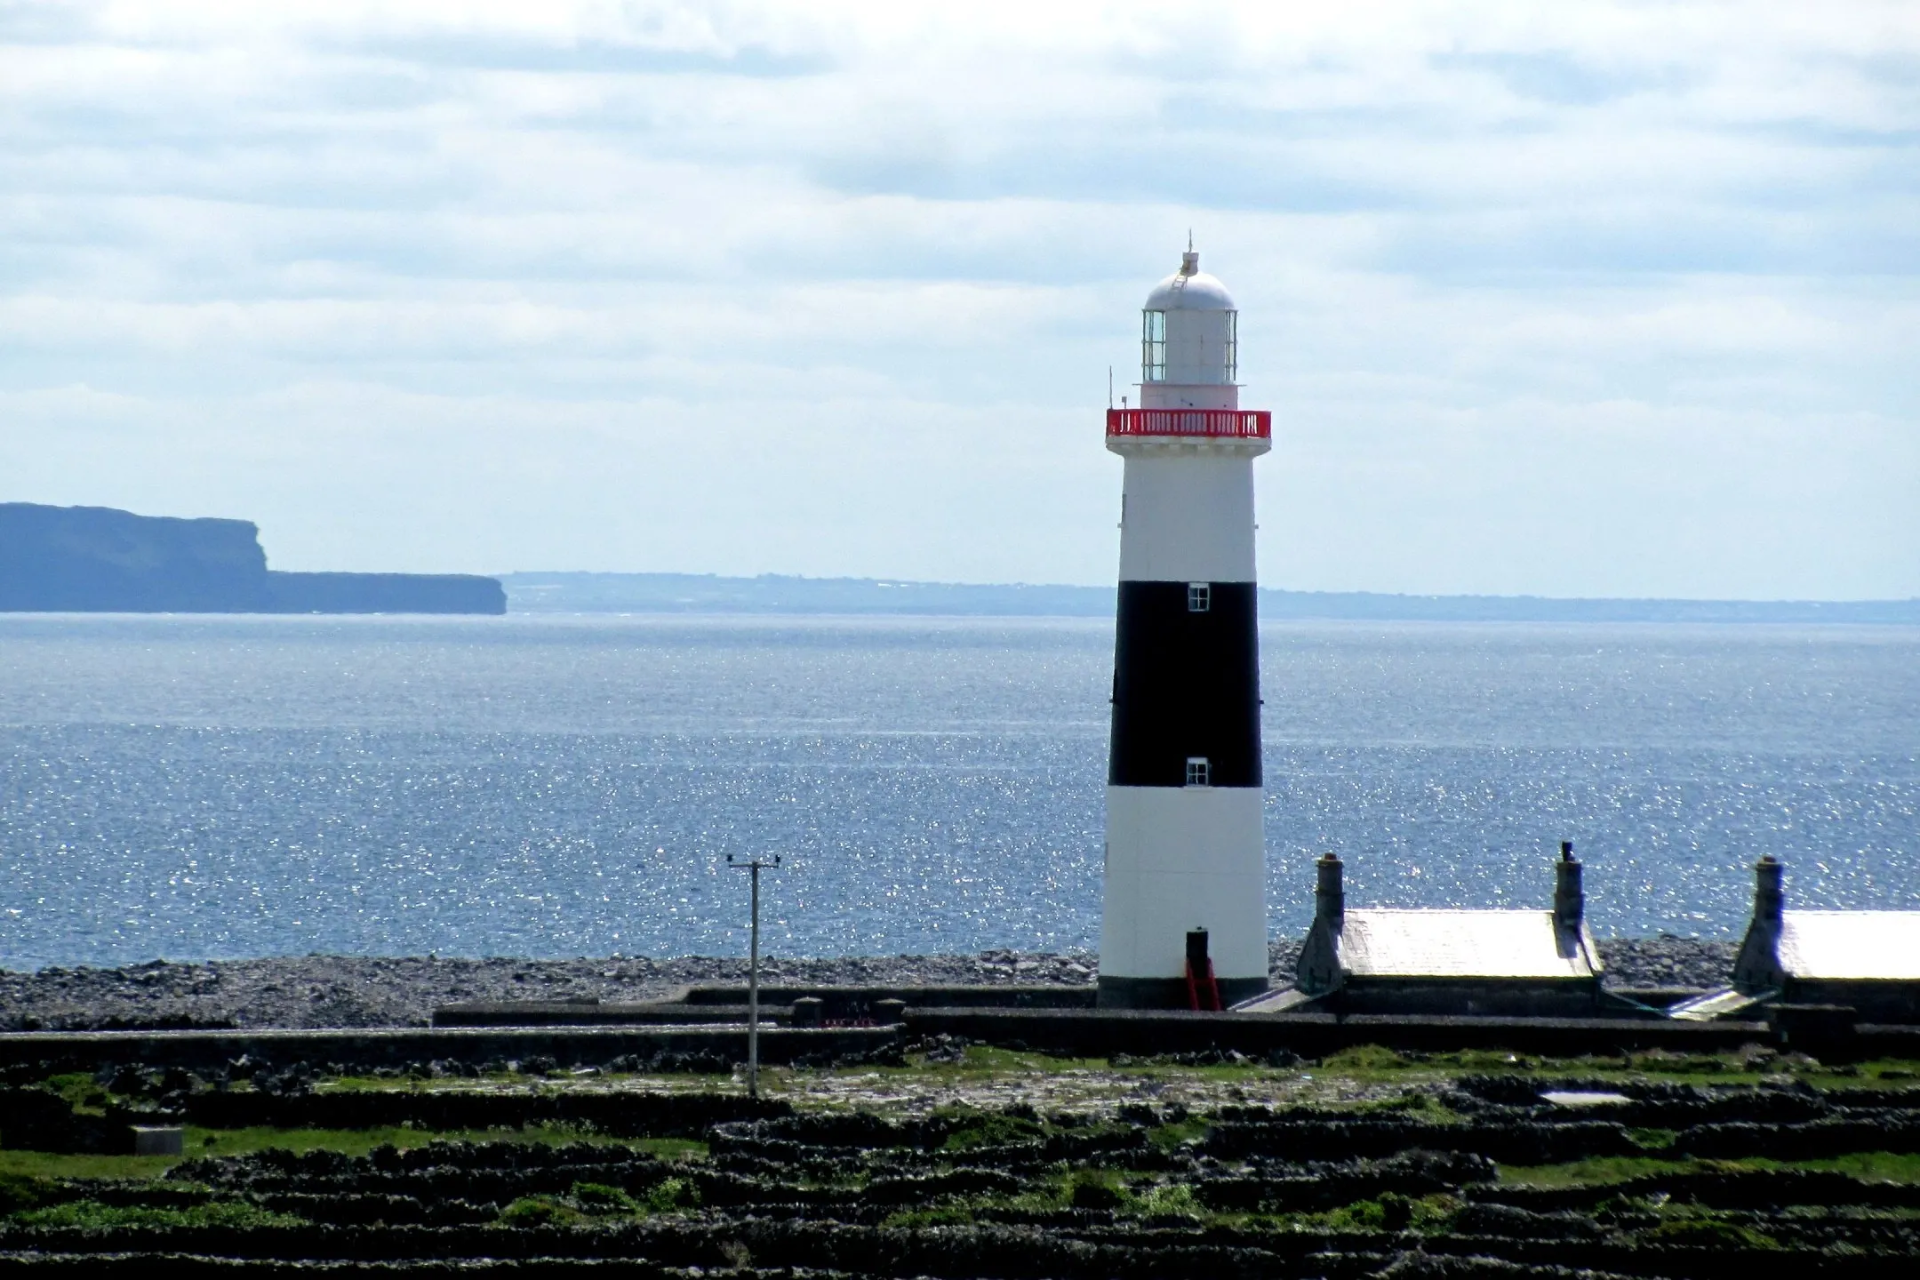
[1,614,1915,968]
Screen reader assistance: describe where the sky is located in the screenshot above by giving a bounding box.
[2,1,1916,598]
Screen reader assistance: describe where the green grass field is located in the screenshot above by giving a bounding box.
[7,1048,1919,1200]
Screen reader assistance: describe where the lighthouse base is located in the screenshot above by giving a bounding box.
[1096,974,1271,1011]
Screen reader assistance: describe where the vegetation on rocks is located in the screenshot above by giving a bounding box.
[4,1043,1920,1275]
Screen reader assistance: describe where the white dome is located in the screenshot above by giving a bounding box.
[1144,251,1235,312]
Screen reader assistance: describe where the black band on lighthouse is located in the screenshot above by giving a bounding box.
[1108,580,1261,788]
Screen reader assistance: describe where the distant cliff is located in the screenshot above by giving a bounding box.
[0,503,505,615]
[262,572,504,614]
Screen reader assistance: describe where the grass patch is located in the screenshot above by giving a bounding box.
[498,1196,583,1227]
[1863,1065,1920,1082]
[1502,1155,1696,1187]
[0,1152,182,1182]
[0,1127,705,1184]
[569,1182,639,1214]
[287,1048,1920,1111]
[1326,1193,1417,1233]
[940,1046,1108,1075]
[1319,1046,1417,1074]
[1640,1212,1780,1250]
[195,1125,488,1158]
[1129,1181,1200,1218]
[1820,1062,1920,1089]
[1504,1150,1920,1189]
[641,1176,700,1213]
[191,1124,675,1159]
[939,1108,1044,1152]
[1232,1191,1459,1235]
[1146,1118,1209,1150]
[1063,1167,1125,1209]
[882,1204,980,1228]
[1353,1091,1463,1121]
[12,1200,304,1229]
[1791,1152,1920,1183]
[497,1175,698,1227]
[0,1172,55,1214]
[37,1074,116,1115]
[1295,1046,1702,1085]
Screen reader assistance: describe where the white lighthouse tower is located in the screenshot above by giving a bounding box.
[1098,245,1271,1009]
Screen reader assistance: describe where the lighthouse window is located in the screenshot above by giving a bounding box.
[1186,757,1211,787]
[1187,582,1211,612]
[1142,310,1167,382]
[1224,310,1238,383]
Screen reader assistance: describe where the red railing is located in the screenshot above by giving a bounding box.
[1105,408,1270,439]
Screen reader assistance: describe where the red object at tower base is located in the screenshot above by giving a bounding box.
[1106,409,1270,439]
[1186,959,1224,1012]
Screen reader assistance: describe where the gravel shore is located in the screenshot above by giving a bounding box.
[0,937,1736,1031]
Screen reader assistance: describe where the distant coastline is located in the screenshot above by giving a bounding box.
[498,571,1920,624]
[0,503,505,615]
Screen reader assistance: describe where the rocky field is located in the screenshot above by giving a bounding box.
[0,938,1737,1031]
[4,1043,1920,1276]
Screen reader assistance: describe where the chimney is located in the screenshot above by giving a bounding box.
[1315,853,1344,927]
[1553,840,1584,929]
[1753,854,1785,927]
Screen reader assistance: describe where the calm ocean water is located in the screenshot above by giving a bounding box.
[1,613,1915,970]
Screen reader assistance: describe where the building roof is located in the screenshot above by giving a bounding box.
[1144,269,1235,312]
[1334,909,1601,981]
[1775,911,1920,981]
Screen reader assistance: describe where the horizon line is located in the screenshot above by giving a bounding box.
[494,570,1919,608]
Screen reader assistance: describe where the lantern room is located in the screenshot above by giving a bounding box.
[1141,249,1238,389]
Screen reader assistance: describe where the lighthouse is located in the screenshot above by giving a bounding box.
[1098,246,1271,1009]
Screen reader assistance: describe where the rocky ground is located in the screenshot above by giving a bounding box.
[0,938,1737,1031]
[8,1066,1920,1275]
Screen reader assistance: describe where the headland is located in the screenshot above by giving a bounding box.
[0,503,505,615]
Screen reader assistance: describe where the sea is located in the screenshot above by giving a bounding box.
[1,613,1916,972]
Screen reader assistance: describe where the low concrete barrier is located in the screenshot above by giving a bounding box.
[0,1024,897,1072]
[681,984,1096,1011]
[431,1002,778,1027]
[7,1006,1917,1073]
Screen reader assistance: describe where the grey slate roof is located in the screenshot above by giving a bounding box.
[1333,909,1601,981]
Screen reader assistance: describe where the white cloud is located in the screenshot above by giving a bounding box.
[1,0,1915,595]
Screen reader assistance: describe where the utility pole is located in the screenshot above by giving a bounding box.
[727,854,781,1099]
